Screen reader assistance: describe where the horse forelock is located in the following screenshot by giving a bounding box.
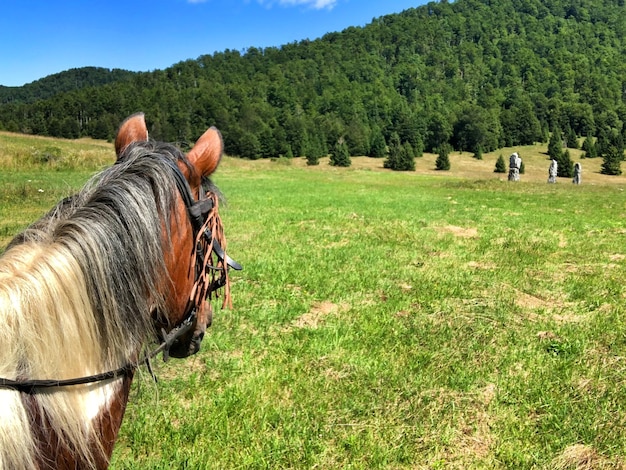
[0,141,194,469]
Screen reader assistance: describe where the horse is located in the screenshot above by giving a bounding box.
[0,113,240,469]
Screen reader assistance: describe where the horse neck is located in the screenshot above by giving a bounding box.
[0,242,145,470]
[28,373,135,470]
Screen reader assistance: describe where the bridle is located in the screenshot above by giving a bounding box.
[157,158,241,358]
[0,157,241,394]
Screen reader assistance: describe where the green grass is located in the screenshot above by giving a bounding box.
[1,134,626,468]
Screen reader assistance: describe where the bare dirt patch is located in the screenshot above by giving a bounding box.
[435,384,497,465]
[551,444,616,470]
[552,313,587,324]
[286,301,346,331]
[514,290,550,309]
[436,225,479,238]
[467,260,497,270]
[537,330,559,341]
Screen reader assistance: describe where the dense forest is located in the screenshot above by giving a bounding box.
[1,0,626,168]
[0,67,136,105]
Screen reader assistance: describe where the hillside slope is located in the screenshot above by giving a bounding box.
[0,67,136,104]
[0,0,625,163]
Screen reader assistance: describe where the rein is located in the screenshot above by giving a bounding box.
[0,156,240,394]
[0,317,195,394]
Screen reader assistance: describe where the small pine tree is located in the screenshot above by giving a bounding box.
[435,145,451,171]
[400,142,416,171]
[413,135,425,158]
[494,154,507,173]
[558,149,574,177]
[306,154,319,166]
[601,148,623,175]
[297,132,311,158]
[330,140,351,167]
[566,127,579,149]
[369,127,387,158]
[601,130,624,175]
[383,135,414,171]
[240,131,261,160]
[596,128,610,157]
[306,135,322,166]
[384,133,402,169]
[473,145,483,160]
[548,127,563,162]
[581,136,596,158]
[519,159,525,174]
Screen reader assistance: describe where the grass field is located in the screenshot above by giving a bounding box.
[1,132,626,468]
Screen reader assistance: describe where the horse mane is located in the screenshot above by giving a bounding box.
[0,141,192,469]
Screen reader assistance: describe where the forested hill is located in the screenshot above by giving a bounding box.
[1,0,626,160]
[0,67,136,105]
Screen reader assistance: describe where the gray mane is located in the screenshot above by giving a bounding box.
[10,141,191,358]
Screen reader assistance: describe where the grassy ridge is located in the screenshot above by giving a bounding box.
[1,133,625,468]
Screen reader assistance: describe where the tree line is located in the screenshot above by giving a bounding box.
[1,0,626,174]
[0,67,136,105]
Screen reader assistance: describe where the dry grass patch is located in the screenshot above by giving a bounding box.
[552,312,588,324]
[452,384,498,462]
[415,385,498,468]
[436,225,479,238]
[467,260,497,270]
[514,290,551,310]
[285,300,346,331]
[552,444,620,470]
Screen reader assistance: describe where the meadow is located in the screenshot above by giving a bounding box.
[1,132,626,469]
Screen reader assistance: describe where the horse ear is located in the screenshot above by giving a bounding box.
[187,127,223,177]
[115,113,149,158]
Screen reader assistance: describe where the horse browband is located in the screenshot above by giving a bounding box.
[0,157,241,393]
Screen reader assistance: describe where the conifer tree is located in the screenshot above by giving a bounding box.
[582,136,596,158]
[601,148,623,175]
[566,127,579,149]
[400,142,416,171]
[369,127,387,158]
[412,134,425,158]
[548,127,563,162]
[306,135,322,166]
[596,128,610,157]
[601,130,624,175]
[299,132,312,159]
[435,144,451,171]
[306,153,319,166]
[240,131,261,160]
[473,145,483,160]
[384,132,402,170]
[494,154,506,173]
[330,139,351,167]
[558,149,574,177]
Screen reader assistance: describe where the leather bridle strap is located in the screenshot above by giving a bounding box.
[0,314,196,394]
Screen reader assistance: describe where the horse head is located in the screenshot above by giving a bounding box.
[115,113,228,359]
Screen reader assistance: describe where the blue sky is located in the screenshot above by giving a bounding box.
[0,0,426,87]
